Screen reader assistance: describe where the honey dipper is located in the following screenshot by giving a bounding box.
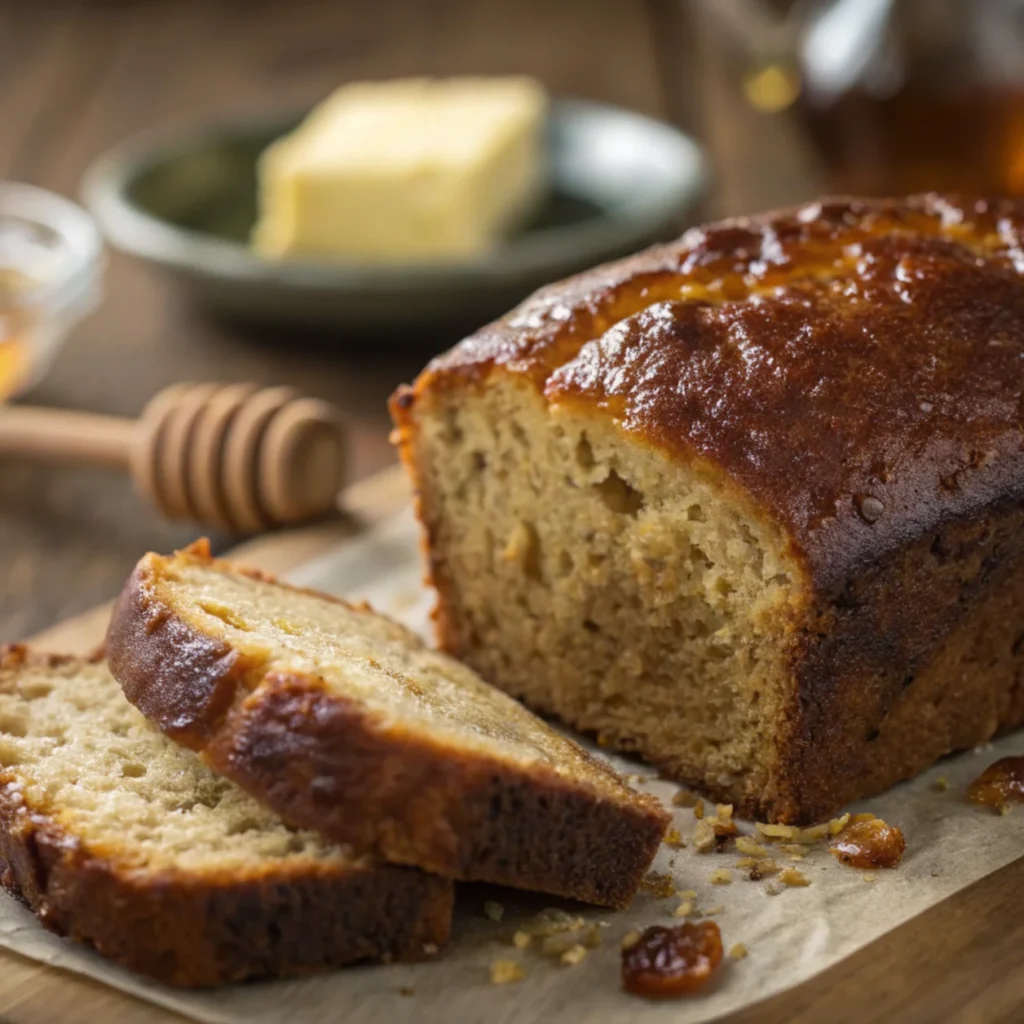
[0,382,347,532]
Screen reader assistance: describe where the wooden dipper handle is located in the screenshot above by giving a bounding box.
[0,383,348,532]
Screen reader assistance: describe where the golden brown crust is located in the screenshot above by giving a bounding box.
[391,194,1024,823]
[393,194,1024,591]
[106,551,668,908]
[0,646,452,987]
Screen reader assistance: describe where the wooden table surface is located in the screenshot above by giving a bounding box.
[9,3,1022,1024]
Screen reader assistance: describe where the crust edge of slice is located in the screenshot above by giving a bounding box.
[0,645,452,987]
[106,546,669,909]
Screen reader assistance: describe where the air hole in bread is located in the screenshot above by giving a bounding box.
[0,712,28,737]
[576,436,595,470]
[121,762,147,778]
[594,470,644,516]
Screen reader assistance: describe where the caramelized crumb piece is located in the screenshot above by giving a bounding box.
[968,756,1024,814]
[778,866,811,887]
[830,818,906,869]
[729,943,748,960]
[672,789,698,808]
[850,812,876,823]
[490,960,525,984]
[621,922,724,999]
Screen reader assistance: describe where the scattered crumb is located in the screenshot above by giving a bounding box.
[484,901,504,923]
[735,836,768,858]
[621,930,641,950]
[664,827,685,847]
[512,930,531,949]
[748,858,780,881]
[932,776,949,792]
[541,932,582,957]
[676,889,697,899]
[693,819,717,853]
[778,843,806,859]
[560,944,588,966]
[520,908,586,937]
[716,804,734,822]
[764,882,781,896]
[672,788,698,807]
[756,821,795,839]
[829,813,851,835]
[673,901,694,918]
[735,857,757,869]
[709,868,732,885]
[694,798,706,819]
[399,987,415,997]
[641,872,676,898]
[729,943,749,960]
[490,960,525,984]
[863,873,877,883]
[779,866,811,887]
[626,774,646,785]
[422,943,439,956]
[704,904,725,915]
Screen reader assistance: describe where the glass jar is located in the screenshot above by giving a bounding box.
[0,182,103,400]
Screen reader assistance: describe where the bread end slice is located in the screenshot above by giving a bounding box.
[0,646,451,987]
[107,543,669,908]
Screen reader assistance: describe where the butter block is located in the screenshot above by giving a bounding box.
[254,77,548,262]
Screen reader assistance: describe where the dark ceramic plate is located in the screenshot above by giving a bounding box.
[82,101,706,335]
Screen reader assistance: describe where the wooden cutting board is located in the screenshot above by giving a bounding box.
[4,463,1024,1024]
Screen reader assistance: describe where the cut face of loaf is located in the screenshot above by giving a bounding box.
[0,647,451,987]
[391,194,1024,824]
[106,544,669,908]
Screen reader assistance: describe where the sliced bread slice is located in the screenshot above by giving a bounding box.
[0,646,451,987]
[106,542,669,908]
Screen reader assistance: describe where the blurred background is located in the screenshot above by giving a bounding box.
[4,0,1024,639]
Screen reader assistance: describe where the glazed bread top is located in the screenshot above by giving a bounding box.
[393,195,1024,591]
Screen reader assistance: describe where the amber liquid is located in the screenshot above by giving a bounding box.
[801,86,1024,196]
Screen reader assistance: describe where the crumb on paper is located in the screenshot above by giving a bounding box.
[829,812,851,835]
[621,930,641,950]
[399,986,415,997]
[764,882,781,896]
[863,873,877,883]
[673,901,694,918]
[735,836,768,858]
[641,872,676,898]
[704,904,725,915]
[779,866,811,887]
[694,798,706,819]
[422,943,439,956]
[490,960,525,984]
[672,788,698,807]
[483,900,504,922]
[626,773,646,785]
[560,944,588,966]
[676,889,697,899]
[716,804,734,822]
[709,868,732,885]
[512,930,531,949]
[729,943,749,960]
[664,827,685,847]
[748,858,780,881]
[932,776,949,792]
[778,843,806,858]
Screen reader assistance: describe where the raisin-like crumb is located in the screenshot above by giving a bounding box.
[968,756,1024,813]
[830,818,906,868]
[621,922,724,999]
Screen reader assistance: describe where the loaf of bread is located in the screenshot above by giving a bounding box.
[391,194,1024,824]
[106,542,668,908]
[0,646,451,986]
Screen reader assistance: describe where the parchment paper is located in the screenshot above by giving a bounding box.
[4,508,1024,1024]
